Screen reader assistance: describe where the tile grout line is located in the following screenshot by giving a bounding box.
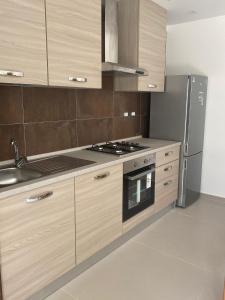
[21,86,27,156]
[131,238,214,273]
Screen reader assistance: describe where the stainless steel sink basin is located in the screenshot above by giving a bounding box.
[0,155,95,188]
[0,168,43,187]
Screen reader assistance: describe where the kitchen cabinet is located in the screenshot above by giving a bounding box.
[115,0,167,92]
[0,0,48,85]
[0,179,76,300]
[46,0,102,88]
[75,164,123,263]
[155,146,180,213]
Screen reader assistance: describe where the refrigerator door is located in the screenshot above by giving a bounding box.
[177,152,203,207]
[185,75,208,156]
[150,75,189,144]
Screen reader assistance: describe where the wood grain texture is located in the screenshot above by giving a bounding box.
[156,146,180,167]
[0,0,48,85]
[0,179,76,300]
[46,0,102,88]
[115,0,167,92]
[155,175,179,208]
[75,164,123,264]
[155,159,179,183]
[138,0,167,92]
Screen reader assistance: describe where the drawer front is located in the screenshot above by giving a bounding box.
[75,164,123,264]
[0,179,76,300]
[155,175,179,207]
[155,160,179,183]
[156,146,180,167]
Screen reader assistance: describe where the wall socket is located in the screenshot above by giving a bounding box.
[123,112,129,117]
[131,112,136,116]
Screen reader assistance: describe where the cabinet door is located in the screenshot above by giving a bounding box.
[46,0,102,88]
[75,165,123,264]
[0,0,47,85]
[0,179,76,300]
[138,0,167,92]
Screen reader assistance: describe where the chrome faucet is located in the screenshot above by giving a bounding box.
[10,138,27,168]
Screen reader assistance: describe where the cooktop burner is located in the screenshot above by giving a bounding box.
[87,141,149,156]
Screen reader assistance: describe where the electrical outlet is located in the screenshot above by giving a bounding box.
[123,112,129,117]
[131,112,136,116]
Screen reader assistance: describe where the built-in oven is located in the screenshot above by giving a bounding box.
[123,154,155,222]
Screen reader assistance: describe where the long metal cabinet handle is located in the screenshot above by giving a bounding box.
[69,77,87,82]
[94,172,110,180]
[0,70,24,77]
[125,169,155,181]
[26,191,53,203]
[148,84,158,88]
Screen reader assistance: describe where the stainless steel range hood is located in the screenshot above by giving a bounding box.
[102,0,148,76]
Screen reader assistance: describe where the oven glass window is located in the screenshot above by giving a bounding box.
[123,165,155,222]
[127,172,152,209]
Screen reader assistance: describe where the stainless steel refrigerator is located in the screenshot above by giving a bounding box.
[150,75,208,207]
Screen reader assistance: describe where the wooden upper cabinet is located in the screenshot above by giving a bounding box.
[0,179,76,300]
[0,0,48,85]
[46,0,102,88]
[138,0,167,92]
[116,0,167,92]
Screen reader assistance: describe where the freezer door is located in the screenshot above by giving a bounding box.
[150,75,189,143]
[185,76,208,156]
[177,152,203,208]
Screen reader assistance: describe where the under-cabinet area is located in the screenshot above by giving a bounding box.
[0,141,180,300]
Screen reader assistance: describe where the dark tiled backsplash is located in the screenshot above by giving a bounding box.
[0,77,150,161]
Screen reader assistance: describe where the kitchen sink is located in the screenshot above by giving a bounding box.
[0,167,43,187]
[0,155,95,188]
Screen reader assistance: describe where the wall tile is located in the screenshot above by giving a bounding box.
[140,93,150,116]
[25,121,77,156]
[0,86,23,124]
[77,77,113,119]
[113,116,141,140]
[114,92,140,117]
[23,87,76,122]
[0,124,25,161]
[77,118,113,146]
[141,116,149,138]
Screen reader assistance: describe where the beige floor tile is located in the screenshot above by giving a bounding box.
[176,195,225,226]
[134,210,225,272]
[62,241,208,300]
[45,289,76,300]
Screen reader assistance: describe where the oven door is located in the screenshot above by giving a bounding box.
[123,165,155,222]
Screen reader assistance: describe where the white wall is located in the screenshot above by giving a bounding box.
[166,16,225,198]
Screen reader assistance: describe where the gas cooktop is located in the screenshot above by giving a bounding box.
[87,141,149,156]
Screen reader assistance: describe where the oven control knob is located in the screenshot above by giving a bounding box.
[144,159,149,164]
[133,162,138,168]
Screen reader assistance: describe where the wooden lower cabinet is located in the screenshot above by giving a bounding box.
[155,175,179,213]
[75,164,123,264]
[0,179,76,300]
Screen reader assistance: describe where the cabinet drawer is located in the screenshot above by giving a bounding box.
[75,164,123,264]
[155,175,178,205]
[156,146,180,167]
[0,179,75,300]
[155,160,179,183]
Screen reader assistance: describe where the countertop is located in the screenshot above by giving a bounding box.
[0,138,181,200]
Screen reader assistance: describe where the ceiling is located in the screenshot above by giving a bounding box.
[153,0,225,25]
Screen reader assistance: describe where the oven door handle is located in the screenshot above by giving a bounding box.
[125,169,155,181]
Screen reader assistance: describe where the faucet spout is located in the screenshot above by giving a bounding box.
[10,138,27,168]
